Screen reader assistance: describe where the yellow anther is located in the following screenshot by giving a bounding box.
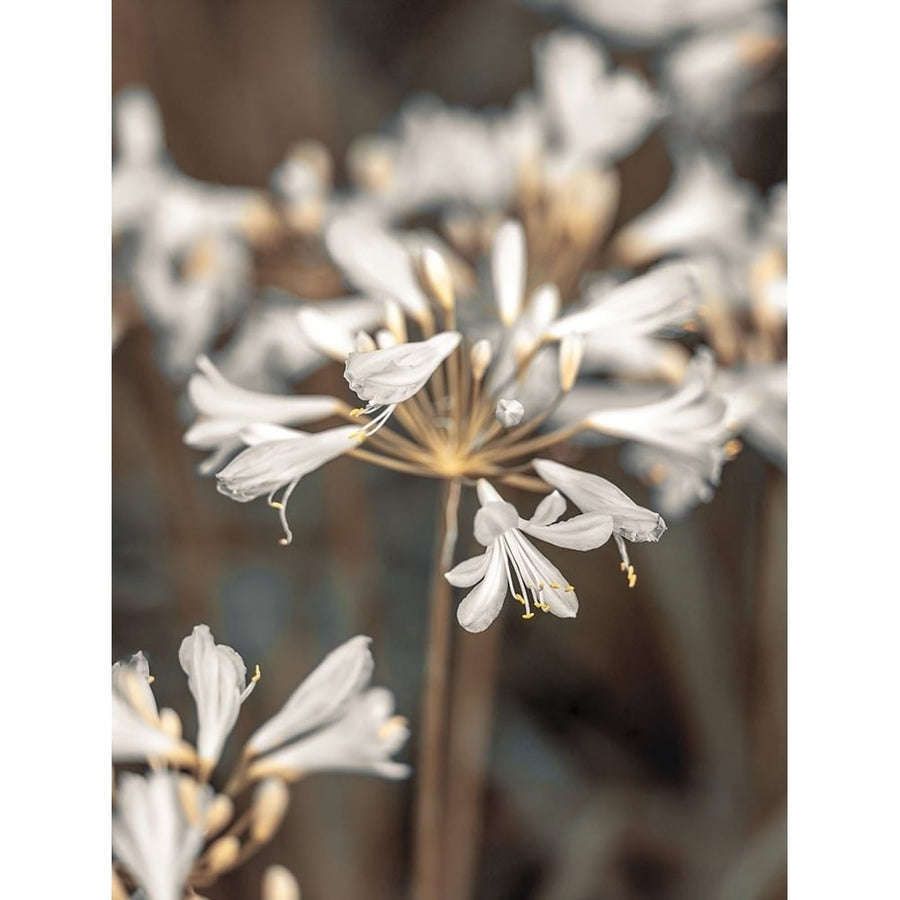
[349,407,365,418]
[278,537,290,547]
[146,675,155,685]
[252,664,261,683]
[538,581,545,590]
[628,573,637,588]
[514,593,526,605]
[268,500,283,510]
[549,582,561,589]
[378,715,408,740]
[537,602,551,612]
[564,585,575,593]
[725,438,743,459]
[522,612,535,620]
[620,562,627,572]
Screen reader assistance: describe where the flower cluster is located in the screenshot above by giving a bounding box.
[112,626,409,899]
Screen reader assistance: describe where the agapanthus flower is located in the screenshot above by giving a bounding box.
[112,653,195,766]
[184,354,344,474]
[241,635,410,782]
[534,458,666,586]
[446,479,615,632]
[178,625,260,777]
[112,770,212,900]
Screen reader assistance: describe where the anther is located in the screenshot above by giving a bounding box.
[522,611,535,620]
[349,407,365,418]
[514,593,526,605]
[146,675,155,684]
[268,500,283,510]
[549,582,561,589]
[252,665,262,683]
[564,585,575,593]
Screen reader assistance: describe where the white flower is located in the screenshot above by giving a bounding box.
[611,150,759,266]
[324,212,431,321]
[184,355,343,474]
[344,331,461,434]
[246,635,375,756]
[112,654,194,765]
[584,347,732,487]
[247,688,410,782]
[546,261,701,341]
[112,771,212,900]
[215,424,359,544]
[716,362,786,468]
[178,625,260,776]
[534,30,661,168]
[533,458,666,587]
[446,479,615,632]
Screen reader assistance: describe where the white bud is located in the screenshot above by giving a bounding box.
[251,778,291,844]
[495,398,525,427]
[263,865,301,900]
[418,246,455,311]
[559,333,585,392]
[470,339,493,382]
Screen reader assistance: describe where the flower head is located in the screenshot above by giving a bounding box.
[446,479,615,632]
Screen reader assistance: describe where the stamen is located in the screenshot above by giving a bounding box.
[275,480,300,546]
[252,665,261,683]
[146,675,155,685]
[522,611,535,620]
[725,438,743,459]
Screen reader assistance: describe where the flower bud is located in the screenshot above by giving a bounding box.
[470,340,492,382]
[251,777,291,844]
[495,399,525,427]
[559,333,585,392]
[418,246,455,311]
[263,865,301,900]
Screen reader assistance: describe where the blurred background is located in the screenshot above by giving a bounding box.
[112,0,786,897]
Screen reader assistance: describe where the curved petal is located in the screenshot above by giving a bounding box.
[521,512,614,551]
[528,490,567,527]
[457,545,508,633]
[473,501,518,546]
[445,550,492,588]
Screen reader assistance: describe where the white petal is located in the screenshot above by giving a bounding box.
[529,490,567,527]
[520,512,614,551]
[247,636,374,755]
[473,501,519,546]
[491,220,526,326]
[445,551,492,588]
[457,545,508,633]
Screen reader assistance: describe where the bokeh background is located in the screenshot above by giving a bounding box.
[112,1,786,898]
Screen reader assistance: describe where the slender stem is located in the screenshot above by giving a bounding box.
[412,478,462,900]
[442,606,504,900]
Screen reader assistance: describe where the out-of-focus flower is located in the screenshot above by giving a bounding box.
[534,458,666,586]
[529,0,775,47]
[184,355,344,475]
[262,865,301,900]
[112,654,195,766]
[612,149,759,266]
[446,479,615,631]
[178,625,260,777]
[242,636,408,782]
[534,30,661,170]
[660,10,786,139]
[112,771,212,900]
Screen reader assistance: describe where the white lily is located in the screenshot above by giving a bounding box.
[247,688,411,782]
[185,355,343,474]
[112,771,212,900]
[533,458,666,587]
[446,479,615,632]
[246,635,375,757]
[216,424,359,545]
[178,625,260,777]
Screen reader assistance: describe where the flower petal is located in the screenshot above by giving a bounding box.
[520,511,614,551]
[473,501,519,546]
[457,544,508,633]
[445,551,492,588]
[529,490,567,527]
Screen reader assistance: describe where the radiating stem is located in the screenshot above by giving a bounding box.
[411,477,462,900]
